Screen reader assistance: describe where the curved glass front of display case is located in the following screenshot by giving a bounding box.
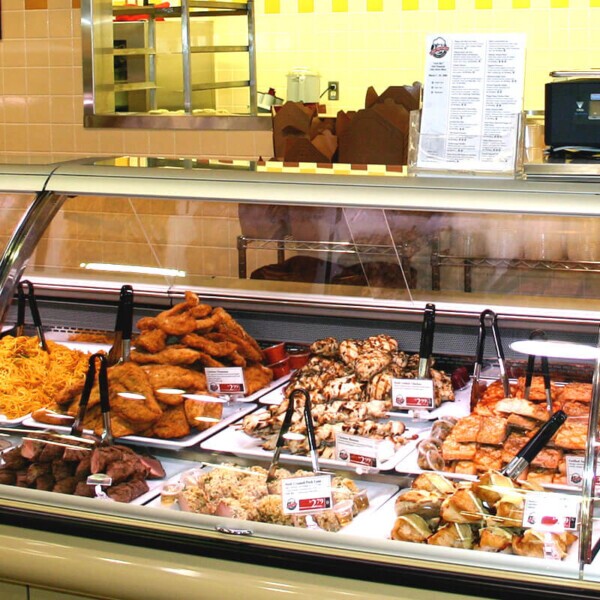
[0,158,600,598]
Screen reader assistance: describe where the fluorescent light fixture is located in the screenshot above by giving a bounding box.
[282,431,305,441]
[194,416,221,423]
[510,339,600,361]
[80,263,186,278]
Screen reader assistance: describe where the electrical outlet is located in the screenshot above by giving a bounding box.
[328,81,339,101]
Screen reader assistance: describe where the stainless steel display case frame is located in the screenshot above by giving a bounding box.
[1,158,600,598]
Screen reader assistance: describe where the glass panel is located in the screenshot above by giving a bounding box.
[0,193,37,257]
[408,211,600,314]
[21,193,414,303]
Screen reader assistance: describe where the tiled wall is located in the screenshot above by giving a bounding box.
[1,0,598,163]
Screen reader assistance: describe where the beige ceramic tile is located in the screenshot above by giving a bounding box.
[138,214,204,246]
[122,130,150,156]
[1,40,28,68]
[27,38,50,68]
[3,0,25,9]
[26,67,51,94]
[47,37,75,65]
[171,130,204,158]
[198,130,228,157]
[73,125,101,154]
[203,217,234,248]
[130,197,184,216]
[4,123,29,156]
[48,9,73,38]
[3,69,28,95]
[4,96,29,123]
[25,10,50,38]
[50,96,76,124]
[147,130,176,156]
[50,124,76,152]
[49,66,75,94]
[2,12,26,40]
[27,124,53,152]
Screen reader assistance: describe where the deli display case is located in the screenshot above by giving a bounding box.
[1,157,600,599]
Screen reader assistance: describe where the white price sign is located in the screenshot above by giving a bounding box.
[205,367,246,396]
[522,492,579,533]
[392,378,435,410]
[281,475,333,515]
[335,432,379,469]
[565,455,584,488]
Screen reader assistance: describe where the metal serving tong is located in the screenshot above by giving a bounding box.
[418,303,436,379]
[502,409,567,479]
[267,388,319,481]
[523,329,553,413]
[470,309,509,407]
[1,280,48,351]
[106,285,134,367]
[71,352,113,445]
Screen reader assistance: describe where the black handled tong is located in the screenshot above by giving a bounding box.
[471,309,509,407]
[1,280,48,351]
[107,285,134,367]
[418,303,436,379]
[523,329,553,413]
[267,388,319,481]
[71,353,113,445]
[502,410,567,479]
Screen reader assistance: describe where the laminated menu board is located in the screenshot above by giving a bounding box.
[414,33,526,175]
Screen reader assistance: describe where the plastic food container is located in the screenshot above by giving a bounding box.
[269,357,291,379]
[263,342,286,364]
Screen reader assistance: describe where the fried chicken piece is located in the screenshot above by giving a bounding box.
[82,405,148,438]
[54,378,87,406]
[135,328,167,354]
[195,353,225,368]
[157,312,197,337]
[184,397,223,432]
[155,291,201,336]
[130,346,203,366]
[244,363,274,395]
[225,350,247,367]
[190,304,213,318]
[141,365,207,401]
[205,332,264,364]
[213,307,263,356]
[107,362,162,424]
[194,310,225,333]
[137,316,159,331]
[151,403,191,439]
[180,333,237,357]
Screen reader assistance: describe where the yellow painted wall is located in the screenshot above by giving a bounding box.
[0,0,598,163]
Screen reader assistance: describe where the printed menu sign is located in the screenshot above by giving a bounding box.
[417,33,526,173]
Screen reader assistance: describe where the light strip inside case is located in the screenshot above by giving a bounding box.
[510,339,600,361]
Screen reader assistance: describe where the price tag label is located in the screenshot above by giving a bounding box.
[392,378,435,410]
[205,367,246,396]
[565,455,584,488]
[522,492,579,533]
[335,432,379,469]
[281,475,332,515]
